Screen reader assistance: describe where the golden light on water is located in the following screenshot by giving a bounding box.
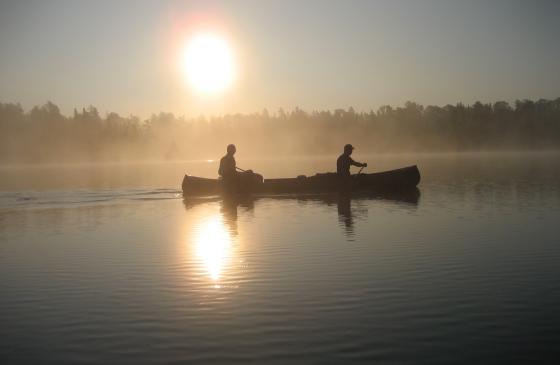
[182,33,235,94]
[194,215,233,284]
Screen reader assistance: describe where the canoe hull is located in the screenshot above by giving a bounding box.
[182,165,420,197]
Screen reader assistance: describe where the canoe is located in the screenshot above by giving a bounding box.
[182,165,420,196]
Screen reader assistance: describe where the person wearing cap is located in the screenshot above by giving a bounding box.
[336,144,367,177]
[219,144,237,180]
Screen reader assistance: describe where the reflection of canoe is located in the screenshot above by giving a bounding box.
[183,188,421,209]
[182,165,420,196]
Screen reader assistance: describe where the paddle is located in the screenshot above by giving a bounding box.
[357,166,365,175]
[236,166,255,174]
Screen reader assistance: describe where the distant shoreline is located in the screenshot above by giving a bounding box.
[2,98,559,164]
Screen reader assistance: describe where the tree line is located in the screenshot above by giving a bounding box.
[0,98,559,163]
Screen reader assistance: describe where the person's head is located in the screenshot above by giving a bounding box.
[227,144,236,155]
[343,144,354,155]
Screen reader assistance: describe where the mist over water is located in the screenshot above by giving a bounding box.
[1,153,559,364]
[1,99,559,164]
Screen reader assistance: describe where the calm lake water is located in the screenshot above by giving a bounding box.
[1,153,560,364]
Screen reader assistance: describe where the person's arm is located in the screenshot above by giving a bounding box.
[226,158,236,175]
[349,157,367,167]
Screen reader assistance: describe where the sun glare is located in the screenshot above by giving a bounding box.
[182,33,235,94]
[195,216,232,282]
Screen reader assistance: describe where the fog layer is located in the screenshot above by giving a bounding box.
[1,98,559,164]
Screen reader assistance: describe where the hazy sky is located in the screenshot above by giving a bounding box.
[1,0,559,117]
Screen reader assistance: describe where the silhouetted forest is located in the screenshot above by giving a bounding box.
[1,98,559,163]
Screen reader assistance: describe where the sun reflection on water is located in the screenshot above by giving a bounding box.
[194,215,233,285]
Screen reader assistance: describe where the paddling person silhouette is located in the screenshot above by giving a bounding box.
[219,144,238,180]
[218,144,263,192]
[337,144,367,177]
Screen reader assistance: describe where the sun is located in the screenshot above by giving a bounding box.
[182,33,235,94]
